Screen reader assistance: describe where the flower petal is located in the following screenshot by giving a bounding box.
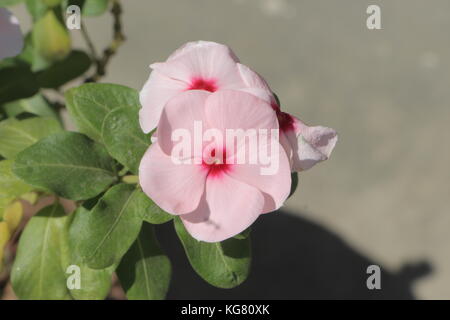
[167,40,240,62]
[291,119,338,171]
[227,140,291,213]
[139,70,187,133]
[205,90,278,132]
[157,90,210,156]
[139,143,207,215]
[0,8,23,60]
[151,41,243,89]
[181,174,264,242]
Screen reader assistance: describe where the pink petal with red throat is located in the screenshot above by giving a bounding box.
[157,90,211,156]
[139,143,208,215]
[181,174,264,242]
[0,8,23,60]
[150,41,244,89]
[139,41,245,133]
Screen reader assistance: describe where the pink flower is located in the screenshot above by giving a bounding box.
[0,8,23,60]
[139,40,337,172]
[139,41,274,134]
[139,90,291,242]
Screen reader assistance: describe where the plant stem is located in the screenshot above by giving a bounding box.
[80,21,99,61]
[85,0,125,82]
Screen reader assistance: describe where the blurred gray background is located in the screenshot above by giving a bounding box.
[12,0,450,299]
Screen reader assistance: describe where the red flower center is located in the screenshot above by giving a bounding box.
[271,102,295,132]
[202,147,231,178]
[188,77,218,92]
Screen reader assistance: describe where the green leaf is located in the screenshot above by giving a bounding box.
[11,203,72,300]
[288,172,298,198]
[0,159,33,219]
[0,160,33,199]
[174,217,251,289]
[62,207,115,300]
[13,132,116,200]
[0,65,39,104]
[78,183,145,269]
[0,117,62,159]
[82,0,109,16]
[0,0,24,7]
[36,50,91,88]
[18,33,52,72]
[65,83,140,142]
[234,227,251,240]
[136,191,173,225]
[25,0,48,21]
[117,222,171,300]
[102,106,151,174]
[2,94,58,119]
[42,0,61,7]
[0,160,33,220]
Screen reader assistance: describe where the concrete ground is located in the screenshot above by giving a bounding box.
[11,0,450,299]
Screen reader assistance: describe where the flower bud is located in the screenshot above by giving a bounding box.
[33,10,71,62]
[3,201,23,233]
[0,221,11,273]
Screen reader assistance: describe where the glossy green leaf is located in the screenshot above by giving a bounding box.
[0,117,62,159]
[62,207,115,300]
[13,132,116,200]
[36,50,91,88]
[136,191,173,225]
[174,217,251,289]
[11,203,72,300]
[0,65,39,104]
[65,83,139,142]
[102,106,151,174]
[78,183,145,269]
[117,222,171,300]
[2,94,58,119]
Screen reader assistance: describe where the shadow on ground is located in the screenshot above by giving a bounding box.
[156,210,431,299]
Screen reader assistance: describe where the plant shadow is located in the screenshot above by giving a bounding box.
[156,210,432,299]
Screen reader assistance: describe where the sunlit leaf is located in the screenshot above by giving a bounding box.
[11,203,72,299]
[13,132,117,200]
[0,117,62,159]
[102,106,151,174]
[65,83,139,142]
[2,94,58,119]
